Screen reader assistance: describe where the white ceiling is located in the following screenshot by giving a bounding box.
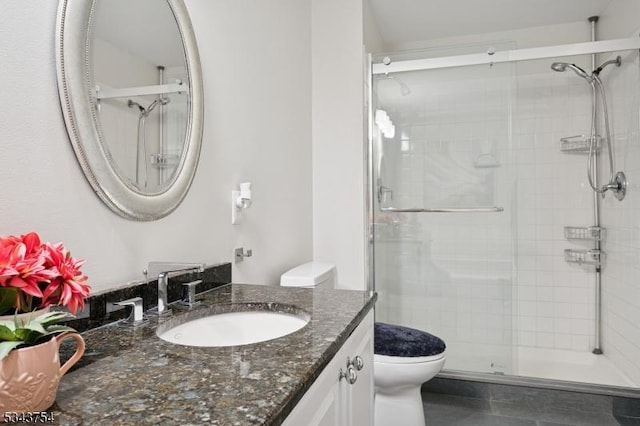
[369,0,615,46]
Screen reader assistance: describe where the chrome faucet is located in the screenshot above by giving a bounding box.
[145,262,206,316]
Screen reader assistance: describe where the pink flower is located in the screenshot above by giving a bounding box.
[0,232,90,315]
[41,242,90,314]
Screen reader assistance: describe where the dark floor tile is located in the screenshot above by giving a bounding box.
[492,400,619,426]
[614,397,640,418]
[424,392,491,410]
[424,393,491,425]
[489,383,612,415]
[422,377,490,399]
[454,413,537,426]
[615,416,640,426]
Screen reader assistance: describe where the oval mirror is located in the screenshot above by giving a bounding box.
[55,0,203,220]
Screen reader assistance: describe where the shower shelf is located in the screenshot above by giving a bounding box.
[564,249,604,266]
[564,226,606,241]
[560,135,601,153]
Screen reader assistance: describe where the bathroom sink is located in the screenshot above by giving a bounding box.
[157,305,310,347]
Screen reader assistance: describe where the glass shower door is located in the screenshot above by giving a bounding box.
[372,60,516,375]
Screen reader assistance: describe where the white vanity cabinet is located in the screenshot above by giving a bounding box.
[283,310,374,426]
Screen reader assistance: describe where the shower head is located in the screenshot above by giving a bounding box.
[146,97,171,113]
[550,62,592,81]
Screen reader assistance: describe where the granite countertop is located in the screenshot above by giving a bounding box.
[52,283,376,425]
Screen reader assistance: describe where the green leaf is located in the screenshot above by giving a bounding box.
[0,320,16,332]
[0,324,17,341]
[14,328,43,345]
[0,288,17,315]
[0,341,22,360]
[44,325,76,334]
[21,321,46,335]
[35,311,74,327]
[47,324,76,334]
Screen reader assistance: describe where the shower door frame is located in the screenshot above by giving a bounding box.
[366,36,640,396]
[372,37,640,75]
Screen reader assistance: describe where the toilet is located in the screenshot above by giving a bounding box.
[374,322,446,426]
[280,261,336,288]
[280,262,445,426]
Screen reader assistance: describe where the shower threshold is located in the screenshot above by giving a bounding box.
[517,346,635,388]
[438,366,640,400]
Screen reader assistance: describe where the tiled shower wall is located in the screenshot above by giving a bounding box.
[513,64,596,354]
[600,50,640,385]
[374,54,640,374]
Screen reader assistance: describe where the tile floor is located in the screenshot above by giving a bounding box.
[422,391,626,425]
[421,378,640,426]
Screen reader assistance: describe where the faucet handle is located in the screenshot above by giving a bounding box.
[175,280,203,309]
[114,297,146,325]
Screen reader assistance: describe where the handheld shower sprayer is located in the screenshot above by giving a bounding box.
[550,62,593,81]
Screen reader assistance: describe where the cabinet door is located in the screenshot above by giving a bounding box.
[283,352,341,426]
[283,310,374,426]
[343,312,374,426]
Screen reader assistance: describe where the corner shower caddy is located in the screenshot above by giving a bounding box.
[563,225,606,267]
[559,135,601,153]
[564,248,604,266]
[564,226,605,241]
[559,132,606,267]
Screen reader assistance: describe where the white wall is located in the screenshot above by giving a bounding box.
[311,0,367,290]
[598,0,640,41]
[598,0,640,386]
[363,0,386,54]
[0,0,313,293]
[378,21,591,54]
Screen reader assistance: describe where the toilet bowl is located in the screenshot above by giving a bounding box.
[374,323,446,426]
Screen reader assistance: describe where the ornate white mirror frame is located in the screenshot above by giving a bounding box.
[55,0,204,221]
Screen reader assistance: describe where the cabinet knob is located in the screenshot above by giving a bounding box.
[339,365,357,385]
[349,356,364,371]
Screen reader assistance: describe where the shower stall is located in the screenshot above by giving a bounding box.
[369,29,640,391]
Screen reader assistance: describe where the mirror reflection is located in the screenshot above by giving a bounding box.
[92,0,189,193]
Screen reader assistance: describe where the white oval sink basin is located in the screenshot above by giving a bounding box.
[157,309,309,347]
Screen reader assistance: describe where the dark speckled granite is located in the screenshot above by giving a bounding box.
[52,284,376,425]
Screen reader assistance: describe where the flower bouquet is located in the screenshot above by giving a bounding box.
[0,231,90,359]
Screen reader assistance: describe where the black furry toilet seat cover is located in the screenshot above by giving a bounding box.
[374,322,446,357]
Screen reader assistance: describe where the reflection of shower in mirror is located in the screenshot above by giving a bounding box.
[127,97,172,189]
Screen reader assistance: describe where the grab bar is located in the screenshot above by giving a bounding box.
[380,206,504,213]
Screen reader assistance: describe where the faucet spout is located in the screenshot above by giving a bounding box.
[146,262,206,316]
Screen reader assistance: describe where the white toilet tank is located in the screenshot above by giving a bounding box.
[280,261,336,288]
